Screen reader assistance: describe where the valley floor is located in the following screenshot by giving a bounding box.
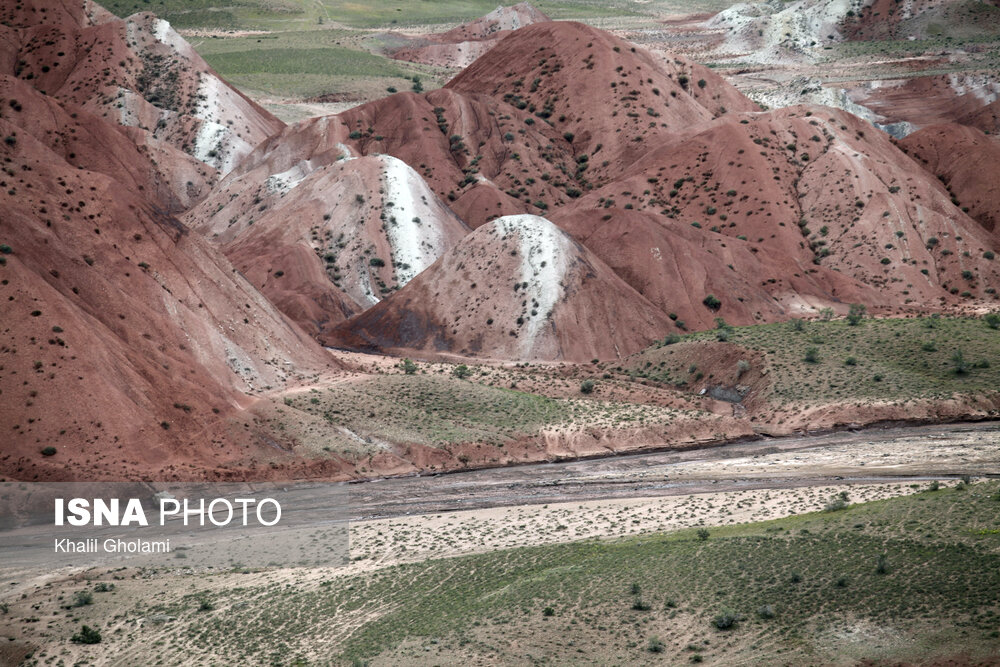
[3,422,998,666]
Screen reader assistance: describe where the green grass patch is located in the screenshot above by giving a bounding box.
[171,482,1000,665]
[282,374,692,448]
[201,46,405,77]
[631,316,1000,406]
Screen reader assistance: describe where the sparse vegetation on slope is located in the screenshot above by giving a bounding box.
[630,316,1000,406]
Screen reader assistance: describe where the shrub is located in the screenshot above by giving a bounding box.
[71,625,101,644]
[844,356,857,366]
[647,636,666,653]
[876,554,889,575]
[696,528,710,541]
[846,303,866,325]
[632,598,651,611]
[712,609,742,630]
[985,313,1000,330]
[951,350,969,375]
[928,480,941,491]
[921,341,937,352]
[663,333,680,345]
[984,251,995,260]
[369,257,385,267]
[40,446,57,456]
[702,294,721,310]
[72,590,93,607]
[736,360,750,377]
[542,606,555,617]
[804,347,819,363]
[198,597,215,612]
[824,497,848,512]
[402,358,417,375]
[563,132,575,142]
[757,604,776,619]
[452,364,472,379]
[580,379,596,394]
[0,244,12,254]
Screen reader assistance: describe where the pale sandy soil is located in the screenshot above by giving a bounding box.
[347,481,931,571]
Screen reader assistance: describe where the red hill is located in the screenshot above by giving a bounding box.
[332,214,673,362]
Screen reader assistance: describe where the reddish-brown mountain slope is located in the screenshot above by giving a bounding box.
[847,74,1000,134]
[0,84,335,481]
[228,89,580,229]
[1,5,283,206]
[550,208,884,332]
[332,214,674,362]
[899,123,1000,235]
[0,75,208,213]
[185,152,470,338]
[389,3,551,68]
[564,105,999,312]
[446,20,758,184]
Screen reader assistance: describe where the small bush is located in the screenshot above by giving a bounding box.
[951,350,969,375]
[696,528,710,541]
[712,609,742,630]
[71,625,101,644]
[632,598,651,611]
[542,606,555,617]
[985,313,1000,330]
[452,364,472,379]
[876,554,889,575]
[846,303,866,325]
[648,636,666,653]
[702,294,721,310]
[40,446,57,456]
[580,379,596,394]
[804,347,819,363]
[824,497,848,512]
[401,358,417,375]
[72,590,93,607]
[757,604,776,619]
